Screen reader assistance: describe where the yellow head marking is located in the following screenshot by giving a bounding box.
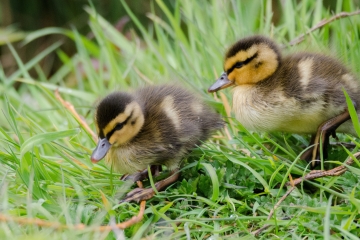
[102,101,145,146]
[103,102,135,135]
[224,43,279,85]
[224,45,258,70]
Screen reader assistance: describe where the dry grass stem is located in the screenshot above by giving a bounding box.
[55,89,98,142]
[288,10,360,46]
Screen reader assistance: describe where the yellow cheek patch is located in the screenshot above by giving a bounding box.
[228,71,236,82]
[224,45,258,72]
[236,67,251,84]
[227,66,254,85]
[108,129,122,145]
[109,128,132,145]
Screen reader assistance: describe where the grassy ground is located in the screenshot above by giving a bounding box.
[1,0,360,239]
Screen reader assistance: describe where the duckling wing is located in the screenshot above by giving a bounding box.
[277,53,360,134]
[134,85,222,166]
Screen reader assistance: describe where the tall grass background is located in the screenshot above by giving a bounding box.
[1,0,360,239]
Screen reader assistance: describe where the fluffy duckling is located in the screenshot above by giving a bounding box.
[91,85,223,202]
[209,35,360,166]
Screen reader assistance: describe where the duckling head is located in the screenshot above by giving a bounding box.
[91,92,145,163]
[208,36,281,92]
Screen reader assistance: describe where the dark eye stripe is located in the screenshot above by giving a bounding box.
[226,52,258,75]
[105,111,134,140]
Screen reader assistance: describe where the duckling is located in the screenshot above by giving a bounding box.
[91,85,223,202]
[208,35,360,166]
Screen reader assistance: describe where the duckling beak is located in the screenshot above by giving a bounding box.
[91,138,112,163]
[208,72,234,92]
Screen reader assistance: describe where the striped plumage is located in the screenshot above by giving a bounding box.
[93,85,222,173]
[91,85,223,202]
[208,35,360,164]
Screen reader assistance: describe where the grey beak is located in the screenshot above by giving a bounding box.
[91,138,112,163]
[208,72,234,92]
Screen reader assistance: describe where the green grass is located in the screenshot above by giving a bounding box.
[1,0,360,239]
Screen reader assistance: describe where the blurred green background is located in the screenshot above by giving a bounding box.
[1,0,359,79]
[0,0,173,78]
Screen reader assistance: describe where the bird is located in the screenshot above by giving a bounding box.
[91,84,223,202]
[208,35,360,167]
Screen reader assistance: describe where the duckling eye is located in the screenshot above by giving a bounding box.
[234,62,243,68]
[114,122,124,131]
[105,122,125,140]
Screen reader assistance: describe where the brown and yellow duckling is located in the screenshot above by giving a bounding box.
[209,35,360,166]
[91,85,223,202]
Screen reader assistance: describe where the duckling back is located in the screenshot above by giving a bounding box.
[105,85,223,174]
[138,85,222,140]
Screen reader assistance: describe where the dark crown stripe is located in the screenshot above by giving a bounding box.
[96,92,134,130]
[225,35,281,64]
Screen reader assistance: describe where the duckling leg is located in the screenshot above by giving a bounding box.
[120,169,180,203]
[300,134,316,161]
[302,108,351,167]
[121,165,162,182]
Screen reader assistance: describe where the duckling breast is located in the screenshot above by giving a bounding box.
[232,84,341,134]
[106,139,186,174]
[105,145,148,174]
[232,85,311,133]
